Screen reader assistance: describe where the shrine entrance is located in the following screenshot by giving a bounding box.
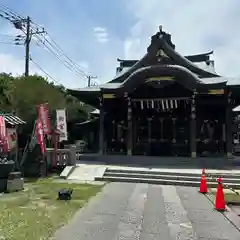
[132,98,190,156]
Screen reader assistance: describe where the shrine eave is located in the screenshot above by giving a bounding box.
[67,87,100,108]
[117,50,214,68]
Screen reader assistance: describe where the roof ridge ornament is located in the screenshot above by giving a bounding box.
[159,25,163,33]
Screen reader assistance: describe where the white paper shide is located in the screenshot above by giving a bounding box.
[56,109,68,141]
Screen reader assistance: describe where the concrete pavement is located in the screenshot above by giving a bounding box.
[53,183,240,240]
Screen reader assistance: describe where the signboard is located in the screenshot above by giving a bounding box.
[145,76,174,82]
[37,103,51,135]
[0,116,9,152]
[0,116,7,140]
[56,109,68,142]
[7,128,17,150]
[36,119,46,154]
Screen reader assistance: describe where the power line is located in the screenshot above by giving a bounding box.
[0,33,25,45]
[30,56,61,85]
[20,15,90,80]
[0,3,24,20]
[32,32,89,80]
[34,35,87,81]
[0,33,19,37]
[41,33,88,76]
[0,4,94,84]
[7,10,89,80]
[0,41,23,45]
[0,7,45,76]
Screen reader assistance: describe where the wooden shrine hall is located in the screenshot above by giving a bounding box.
[69,27,240,159]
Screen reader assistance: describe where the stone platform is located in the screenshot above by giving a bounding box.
[63,163,240,188]
[77,154,240,169]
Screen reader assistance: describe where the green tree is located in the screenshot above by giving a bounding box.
[12,75,66,124]
[0,73,15,112]
[0,73,91,137]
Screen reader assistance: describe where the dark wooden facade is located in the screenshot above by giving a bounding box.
[69,28,240,158]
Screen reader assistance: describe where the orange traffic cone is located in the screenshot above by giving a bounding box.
[215,178,226,211]
[199,169,208,194]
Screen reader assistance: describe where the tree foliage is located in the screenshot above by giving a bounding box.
[0,73,91,135]
[0,73,15,112]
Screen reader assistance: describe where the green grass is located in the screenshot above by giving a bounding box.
[0,178,103,240]
[224,193,240,204]
[209,189,240,204]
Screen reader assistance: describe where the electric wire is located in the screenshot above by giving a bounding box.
[19,16,89,80]
[33,34,87,81]
[28,30,89,81]
[0,41,23,45]
[39,31,88,76]
[0,33,24,45]
[21,17,89,79]
[30,56,62,85]
[0,4,24,20]
[0,4,91,83]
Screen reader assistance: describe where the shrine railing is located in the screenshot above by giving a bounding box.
[46,146,83,167]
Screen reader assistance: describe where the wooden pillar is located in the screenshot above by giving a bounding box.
[160,118,163,141]
[132,115,137,153]
[127,97,133,155]
[172,118,176,142]
[147,118,152,155]
[225,92,233,158]
[99,97,104,155]
[190,95,196,158]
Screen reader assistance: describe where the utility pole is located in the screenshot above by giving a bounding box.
[22,16,45,77]
[1,11,45,76]
[87,75,97,87]
[25,16,30,77]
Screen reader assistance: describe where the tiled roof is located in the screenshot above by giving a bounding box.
[0,113,26,125]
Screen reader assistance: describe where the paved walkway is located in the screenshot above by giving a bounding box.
[53,183,240,240]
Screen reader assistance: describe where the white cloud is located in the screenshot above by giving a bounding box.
[124,0,240,83]
[0,50,91,88]
[2,1,240,88]
[0,53,25,75]
[93,27,109,43]
[0,53,60,80]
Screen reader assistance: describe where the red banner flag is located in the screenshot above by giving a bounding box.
[0,116,9,153]
[37,103,51,135]
[36,118,46,154]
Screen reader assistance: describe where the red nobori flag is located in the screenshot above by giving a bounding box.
[37,103,51,135]
[36,118,46,154]
[0,116,9,152]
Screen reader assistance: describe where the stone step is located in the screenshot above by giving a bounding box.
[95,176,240,189]
[105,169,240,179]
[104,172,240,184]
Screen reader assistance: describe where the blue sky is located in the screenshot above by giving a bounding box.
[1,0,240,88]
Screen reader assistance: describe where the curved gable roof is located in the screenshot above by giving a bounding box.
[159,35,219,78]
[102,65,202,96]
[110,28,219,85]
